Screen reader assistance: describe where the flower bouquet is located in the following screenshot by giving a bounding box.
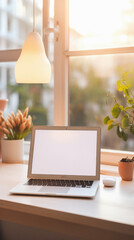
[0,107,32,140]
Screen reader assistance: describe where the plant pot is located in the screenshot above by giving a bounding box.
[1,139,24,163]
[0,99,8,159]
[118,161,134,181]
[0,99,8,112]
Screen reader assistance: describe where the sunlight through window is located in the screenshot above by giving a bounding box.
[69,0,134,50]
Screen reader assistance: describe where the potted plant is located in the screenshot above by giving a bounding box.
[0,107,32,163]
[103,72,134,180]
[118,157,134,181]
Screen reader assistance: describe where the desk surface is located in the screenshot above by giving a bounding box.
[0,162,134,239]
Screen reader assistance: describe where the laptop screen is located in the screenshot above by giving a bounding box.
[28,127,100,180]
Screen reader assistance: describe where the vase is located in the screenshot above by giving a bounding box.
[0,99,8,159]
[1,139,24,163]
[118,161,134,181]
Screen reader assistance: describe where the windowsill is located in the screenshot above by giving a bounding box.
[100,164,119,176]
[101,148,134,166]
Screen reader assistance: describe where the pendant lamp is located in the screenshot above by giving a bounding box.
[15,0,51,84]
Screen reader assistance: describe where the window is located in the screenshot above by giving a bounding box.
[0,0,54,127]
[69,0,134,50]
[0,0,134,154]
[65,0,134,152]
[52,0,134,152]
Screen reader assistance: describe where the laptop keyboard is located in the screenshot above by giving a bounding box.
[25,179,93,188]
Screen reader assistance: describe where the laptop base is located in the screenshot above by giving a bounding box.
[10,180,99,198]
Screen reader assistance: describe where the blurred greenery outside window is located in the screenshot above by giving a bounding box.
[69,0,134,152]
[69,55,134,151]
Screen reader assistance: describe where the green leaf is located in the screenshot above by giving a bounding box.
[122,132,128,141]
[103,116,110,125]
[124,107,131,111]
[119,105,123,111]
[107,124,114,130]
[127,99,134,104]
[117,80,124,91]
[130,125,134,134]
[111,104,121,118]
[117,126,123,138]
[107,119,114,126]
[124,89,129,97]
[122,116,129,129]
[117,126,128,141]
[117,78,129,91]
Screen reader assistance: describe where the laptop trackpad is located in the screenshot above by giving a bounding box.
[38,186,70,194]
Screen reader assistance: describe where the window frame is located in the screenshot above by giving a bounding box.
[54,0,69,126]
[54,0,134,125]
[54,0,134,161]
[0,0,134,163]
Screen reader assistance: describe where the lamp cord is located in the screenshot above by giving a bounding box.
[33,0,35,32]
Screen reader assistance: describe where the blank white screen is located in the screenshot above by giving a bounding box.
[32,130,97,176]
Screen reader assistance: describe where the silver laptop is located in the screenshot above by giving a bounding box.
[10,126,101,198]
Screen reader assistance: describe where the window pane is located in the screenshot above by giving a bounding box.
[0,0,42,50]
[69,0,134,50]
[69,54,134,151]
[0,61,54,129]
[0,0,54,132]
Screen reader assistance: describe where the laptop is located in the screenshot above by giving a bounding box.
[10,126,101,198]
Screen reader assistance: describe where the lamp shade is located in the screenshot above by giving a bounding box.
[15,32,51,83]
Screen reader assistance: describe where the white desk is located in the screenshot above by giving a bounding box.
[0,162,134,240]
